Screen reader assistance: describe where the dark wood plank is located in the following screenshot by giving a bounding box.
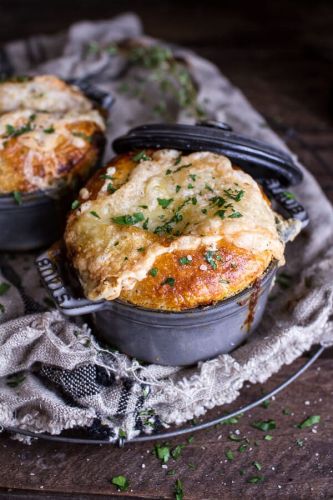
[0,350,332,499]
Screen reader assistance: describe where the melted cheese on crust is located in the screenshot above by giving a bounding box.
[0,75,93,114]
[65,150,286,310]
[0,76,106,193]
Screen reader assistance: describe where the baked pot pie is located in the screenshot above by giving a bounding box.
[0,75,106,194]
[65,148,299,312]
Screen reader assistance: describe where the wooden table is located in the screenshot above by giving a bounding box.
[0,1,332,498]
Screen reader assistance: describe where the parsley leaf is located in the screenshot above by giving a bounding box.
[179,256,191,265]
[204,250,217,270]
[171,444,184,460]
[225,449,234,461]
[13,191,22,205]
[111,475,129,491]
[149,267,158,277]
[90,211,101,219]
[158,198,173,209]
[247,476,265,484]
[71,200,80,210]
[112,212,145,225]
[252,420,276,432]
[297,415,320,429]
[161,277,175,287]
[133,150,151,162]
[155,443,170,463]
[174,479,184,500]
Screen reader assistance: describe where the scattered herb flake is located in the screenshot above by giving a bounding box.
[252,420,276,432]
[225,449,234,461]
[111,475,129,492]
[201,208,207,214]
[189,174,196,181]
[187,183,194,189]
[174,479,184,500]
[179,256,191,266]
[43,126,55,134]
[264,434,273,441]
[228,433,242,442]
[215,210,226,219]
[90,211,101,219]
[133,150,151,162]
[137,247,145,253]
[296,438,304,447]
[247,475,265,484]
[161,277,175,287]
[205,184,214,192]
[171,444,184,460]
[262,400,270,409]
[228,211,243,218]
[253,461,262,471]
[167,469,176,476]
[283,191,296,200]
[187,436,194,444]
[13,191,22,205]
[158,198,173,209]
[71,199,80,210]
[176,185,181,193]
[204,250,217,270]
[297,415,320,429]
[238,443,248,452]
[112,212,145,226]
[149,267,158,277]
[155,443,170,463]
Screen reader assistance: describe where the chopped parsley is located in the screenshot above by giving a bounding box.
[5,114,36,138]
[107,183,116,194]
[133,150,151,162]
[262,400,270,409]
[252,420,276,432]
[161,277,175,287]
[174,156,182,165]
[187,183,194,189]
[253,461,262,471]
[0,282,10,295]
[155,443,170,463]
[191,197,197,205]
[149,267,158,277]
[112,212,145,225]
[296,438,304,447]
[43,126,55,134]
[171,444,184,460]
[90,211,100,219]
[204,250,218,270]
[238,443,248,452]
[264,434,273,441]
[174,479,184,500]
[189,174,196,181]
[166,169,172,175]
[297,415,320,429]
[215,209,226,219]
[225,449,234,461]
[201,208,207,214]
[137,247,145,253]
[143,217,149,230]
[71,199,80,210]
[139,204,148,209]
[205,183,214,192]
[111,475,129,492]
[247,476,264,484]
[158,198,173,209]
[210,196,226,207]
[179,256,191,265]
[228,211,243,218]
[12,191,22,205]
[176,185,181,193]
[224,187,245,202]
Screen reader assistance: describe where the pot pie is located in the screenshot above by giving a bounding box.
[65,149,297,311]
[0,75,106,194]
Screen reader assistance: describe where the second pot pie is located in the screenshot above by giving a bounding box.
[65,148,291,311]
[0,75,106,194]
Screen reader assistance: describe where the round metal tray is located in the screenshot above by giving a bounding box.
[4,345,325,446]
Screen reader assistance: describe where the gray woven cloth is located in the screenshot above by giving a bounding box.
[0,13,332,441]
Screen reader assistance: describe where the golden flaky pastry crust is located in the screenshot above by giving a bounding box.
[0,75,106,193]
[65,149,286,311]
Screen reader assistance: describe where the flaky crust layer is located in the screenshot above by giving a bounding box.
[65,150,285,311]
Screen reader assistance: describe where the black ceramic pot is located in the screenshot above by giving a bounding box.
[36,121,308,366]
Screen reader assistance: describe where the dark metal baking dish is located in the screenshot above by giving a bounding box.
[0,78,113,251]
[36,121,309,366]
